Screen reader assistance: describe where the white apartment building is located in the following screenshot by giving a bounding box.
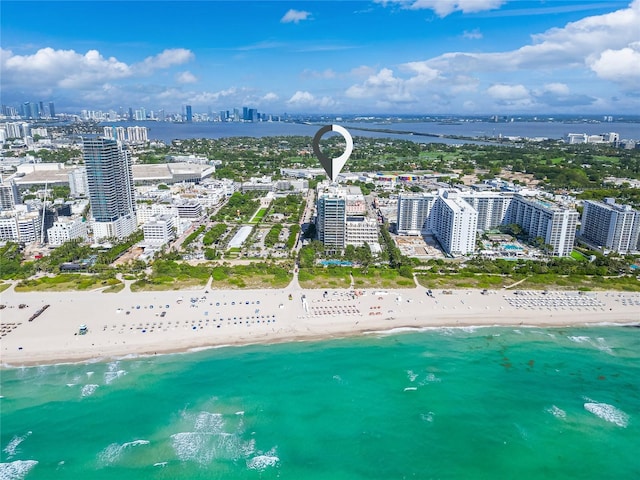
[397,189,578,257]
[0,212,41,243]
[580,198,640,253]
[142,215,175,246]
[47,216,88,246]
[126,126,148,143]
[396,193,437,235]
[505,195,578,257]
[68,167,89,197]
[433,191,478,256]
[345,217,380,251]
[460,191,512,232]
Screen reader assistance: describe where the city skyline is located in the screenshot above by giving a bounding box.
[1,1,639,115]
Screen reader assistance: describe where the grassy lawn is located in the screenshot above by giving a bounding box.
[297,267,415,289]
[130,260,211,291]
[0,282,11,293]
[416,273,640,291]
[209,264,291,289]
[571,250,588,261]
[14,274,121,292]
[102,283,126,293]
[130,277,208,291]
[352,268,416,289]
[298,267,351,289]
[417,273,516,290]
[249,208,268,224]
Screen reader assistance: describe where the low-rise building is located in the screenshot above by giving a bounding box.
[142,215,175,246]
[47,216,88,246]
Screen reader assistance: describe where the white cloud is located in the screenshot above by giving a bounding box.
[542,83,570,96]
[136,48,194,73]
[281,9,311,24]
[2,47,130,89]
[346,68,415,102]
[418,1,640,74]
[301,68,337,80]
[176,71,198,84]
[286,91,336,109]
[487,83,531,105]
[378,0,507,17]
[462,29,483,40]
[1,47,194,90]
[189,87,240,104]
[349,65,377,77]
[262,92,279,102]
[589,41,640,89]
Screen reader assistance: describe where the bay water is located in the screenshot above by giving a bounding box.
[1,326,639,479]
[105,120,640,145]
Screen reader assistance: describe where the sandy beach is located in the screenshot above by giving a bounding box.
[1,279,639,366]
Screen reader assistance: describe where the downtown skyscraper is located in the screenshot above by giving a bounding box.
[83,137,136,240]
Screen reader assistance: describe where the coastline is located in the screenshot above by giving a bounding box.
[1,282,639,367]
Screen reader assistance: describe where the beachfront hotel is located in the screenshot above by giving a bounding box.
[396,189,579,257]
[83,137,137,240]
[579,198,640,254]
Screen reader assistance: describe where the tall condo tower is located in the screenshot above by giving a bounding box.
[83,137,137,240]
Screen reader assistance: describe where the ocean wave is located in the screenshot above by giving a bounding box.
[567,336,614,355]
[104,362,127,385]
[80,384,99,397]
[0,460,38,480]
[407,370,418,382]
[3,432,32,460]
[584,402,629,428]
[98,440,150,465]
[247,449,279,471]
[546,405,566,419]
[171,409,266,466]
[420,412,435,423]
[171,432,210,464]
[194,412,224,434]
[422,373,441,384]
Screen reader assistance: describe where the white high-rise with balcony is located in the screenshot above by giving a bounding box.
[580,198,640,253]
[84,137,137,240]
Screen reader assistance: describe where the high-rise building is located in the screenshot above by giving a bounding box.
[398,189,577,257]
[433,190,478,256]
[68,167,88,197]
[0,182,20,210]
[316,186,347,252]
[83,137,137,240]
[579,199,640,253]
[186,105,193,123]
[48,102,56,118]
[460,191,512,232]
[505,195,578,257]
[396,193,437,235]
[126,126,148,143]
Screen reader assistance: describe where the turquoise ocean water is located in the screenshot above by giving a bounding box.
[1,326,639,479]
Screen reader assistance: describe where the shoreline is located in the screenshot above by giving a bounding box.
[1,283,639,368]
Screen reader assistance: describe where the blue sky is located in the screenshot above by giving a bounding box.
[1,0,639,114]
